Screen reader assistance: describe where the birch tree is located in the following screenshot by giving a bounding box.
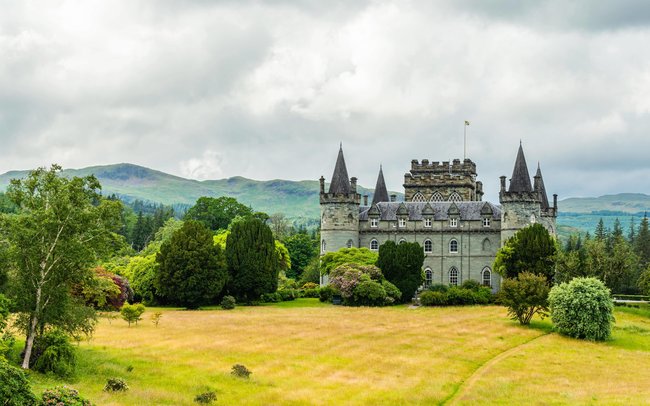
[0,165,120,369]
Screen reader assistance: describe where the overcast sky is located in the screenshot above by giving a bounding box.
[1,0,650,202]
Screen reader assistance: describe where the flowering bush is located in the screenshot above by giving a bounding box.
[42,386,92,406]
[329,263,400,306]
[104,377,129,392]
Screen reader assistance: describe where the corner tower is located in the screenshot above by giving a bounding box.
[320,145,361,261]
[499,143,557,242]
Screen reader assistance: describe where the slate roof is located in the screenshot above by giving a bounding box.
[359,201,501,221]
[371,166,389,205]
[509,143,533,193]
[535,163,550,209]
[328,145,351,194]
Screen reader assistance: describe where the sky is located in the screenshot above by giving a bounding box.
[1,0,650,202]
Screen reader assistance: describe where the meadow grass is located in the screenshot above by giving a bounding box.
[21,299,650,405]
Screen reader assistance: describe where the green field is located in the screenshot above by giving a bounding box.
[13,300,650,405]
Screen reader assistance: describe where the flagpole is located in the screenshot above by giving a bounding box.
[463,123,466,160]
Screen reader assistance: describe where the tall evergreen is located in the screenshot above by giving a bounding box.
[377,241,424,303]
[636,215,650,269]
[628,217,636,244]
[594,218,607,241]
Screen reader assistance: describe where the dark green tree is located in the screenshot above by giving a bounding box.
[635,215,650,270]
[594,218,607,241]
[226,217,279,302]
[494,224,556,282]
[155,221,227,309]
[377,241,424,303]
[185,196,253,231]
[284,233,318,279]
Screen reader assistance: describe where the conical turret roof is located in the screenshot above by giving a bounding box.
[328,145,351,194]
[371,165,389,205]
[509,143,533,193]
[535,163,550,209]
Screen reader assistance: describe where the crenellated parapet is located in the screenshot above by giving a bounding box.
[404,158,482,202]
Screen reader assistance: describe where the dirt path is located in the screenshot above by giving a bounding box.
[443,332,552,405]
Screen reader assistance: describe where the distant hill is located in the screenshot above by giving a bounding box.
[2,164,648,234]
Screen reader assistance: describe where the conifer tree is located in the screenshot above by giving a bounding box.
[628,217,636,244]
[377,241,423,303]
[636,215,650,269]
[594,218,607,241]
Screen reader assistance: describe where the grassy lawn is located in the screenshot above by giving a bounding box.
[18,299,650,405]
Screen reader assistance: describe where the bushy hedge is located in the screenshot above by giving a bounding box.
[32,330,77,378]
[420,285,492,306]
[220,295,236,310]
[42,386,92,405]
[0,359,39,405]
[549,277,614,341]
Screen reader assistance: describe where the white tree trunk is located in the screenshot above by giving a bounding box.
[21,286,41,369]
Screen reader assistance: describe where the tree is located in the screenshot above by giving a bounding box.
[0,165,121,370]
[268,213,290,240]
[635,215,650,270]
[498,272,549,325]
[638,265,650,296]
[156,221,227,309]
[377,241,424,303]
[284,233,317,279]
[226,217,279,302]
[320,248,378,275]
[594,218,607,241]
[493,224,556,282]
[121,303,146,327]
[185,196,252,231]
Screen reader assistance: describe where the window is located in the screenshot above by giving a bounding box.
[430,192,444,202]
[483,217,490,227]
[449,267,459,286]
[530,214,536,224]
[321,240,326,253]
[425,268,433,287]
[399,239,406,245]
[482,268,492,287]
[370,239,379,251]
[482,238,491,251]
[424,218,432,228]
[412,192,426,202]
[398,218,406,228]
[449,218,458,227]
[370,218,378,228]
[448,192,462,202]
[346,239,354,248]
[449,239,458,253]
[424,239,432,253]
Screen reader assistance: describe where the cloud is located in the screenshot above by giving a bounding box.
[180,150,224,180]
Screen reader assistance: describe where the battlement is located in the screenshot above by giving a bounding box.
[409,158,477,175]
[320,192,361,205]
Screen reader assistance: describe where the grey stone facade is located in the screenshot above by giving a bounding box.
[319,144,557,291]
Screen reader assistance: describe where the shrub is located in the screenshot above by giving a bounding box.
[352,280,387,306]
[319,285,335,303]
[301,282,318,290]
[121,303,145,326]
[447,287,476,305]
[194,391,217,404]
[231,364,251,378]
[261,292,282,303]
[428,284,448,293]
[221,296,236,310]
[549,277,615,341]
[499,272,550,325]
[461,279,482,291]
[419,291,446,306]
[382,280,402,304]
[0,359,39,405]
[302,288,320,298]
[42,386,92,406]
[151,312,162,327]
[104,377,129,392]
[278,288,297,301]
[32,330,76,378]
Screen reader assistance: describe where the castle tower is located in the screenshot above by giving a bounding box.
[403,158,483,202]
[371,165,389,205]
[500,143,557,242]
[319,145,361,268]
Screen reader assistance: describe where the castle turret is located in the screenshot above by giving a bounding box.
[371,165,389,205]
[500,143,557,242]
[320,145,360,284]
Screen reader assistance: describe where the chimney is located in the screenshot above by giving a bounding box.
[499,176,506,193]
[533,174,541,192]
[390,194,396,202]
[363,195,368,206]
[350,177,357,194]
[319,176,325,194]
[553,194,558,211]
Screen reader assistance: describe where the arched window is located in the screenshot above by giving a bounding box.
[430,192,444,202]
[448,192,462,202]
[425,268,433,287]
[412,192,426,202]
[346,239,354,248]
[321,240,326,253]
[449,267,459,286]
[348,213,353,222]
[399,239,407,244]
[530,214,536,224]
[424,239,432,253]
[482,238,491,251]
[449,239,458,253]
[370,239,379,251]
[482,267,492,287]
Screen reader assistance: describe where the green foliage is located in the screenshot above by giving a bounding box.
[226,217,279,303]
[231,364,251,378]
[120,303,145,327]
[320,248,378,275]
[284,233,318,279]
[460,279,482,291]
[274,240,291,273]
[185,196,253,231]
[32,329,77,378]
[636,216,650,269]
[638,266,650,296]
[1,165,121,369]
[104,377,129,392]
[419,291,447,306]
[156,221,228,309]
[352,280,387,306]
[0,359,39,405]
[549,277,615,341]
[498,272,550,325]
[377,241,424,303]
[420,286,492,307]
[298,258,321,285]
[126,254,160,305]
[328,263,399,306]
[194,391,217,404]
[381,280,402,304]
[151,312,162,327]
[318,285,334,302]
[220,296,236,310]
[427,284,448,293]
[494,224,556,282]
[42,386,92,405]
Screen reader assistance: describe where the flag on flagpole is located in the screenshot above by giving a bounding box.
[465,120,470,126]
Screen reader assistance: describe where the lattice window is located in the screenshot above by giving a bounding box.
[424,239,432,253]
[448,192,462,202]
[430,192,444,202]
[482,268,492,287]
[370,239,379,251]
[412,192,426,202]
[449,267,459,286]
[425,269,433,287]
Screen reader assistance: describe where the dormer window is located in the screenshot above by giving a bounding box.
[449,218,458,228]
[370,218,378,228]
[424,218,432,228]
[398,218,406,228]
[483,217,490,227]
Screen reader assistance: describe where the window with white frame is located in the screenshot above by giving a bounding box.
[449,267,459,286]
[370,218,378,228]
[424,239,432,253]
[346,239,354,248]
[483,217,490,227]
[449,239,458,253]
[449,218,458,227]
[425,268,433,287]
[424,218,432,227]
[370,239,379,251]
[398,218,406,228]
[430,192,444,202]
[412,192,426,202]
[482,267,492,287]
[321,240,326,253]
[399,239,406,244]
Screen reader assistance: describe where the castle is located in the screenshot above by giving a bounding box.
[319,143,557,291]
